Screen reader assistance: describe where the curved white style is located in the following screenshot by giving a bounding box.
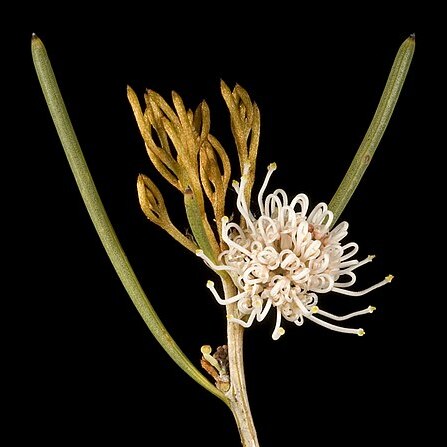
[197,163,393,340]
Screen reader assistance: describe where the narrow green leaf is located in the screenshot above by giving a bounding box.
[329,34,415,225]
[184,187,218,262]
[31,34,228,405]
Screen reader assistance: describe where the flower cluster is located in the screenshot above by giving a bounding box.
[197,163,392,340]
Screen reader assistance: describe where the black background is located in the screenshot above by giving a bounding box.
[8,14,437,447]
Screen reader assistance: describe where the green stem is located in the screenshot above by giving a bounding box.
[184,187,217,262]
[328,34,415,225]
[31,34,228,405]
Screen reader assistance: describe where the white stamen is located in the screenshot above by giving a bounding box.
[333,271,357,288]
[221,217,252,256]
[206,280,247,304]
[236,170,257,235]
[333,276,392,296]
[257,299,272,322]
[289,193,309,216]
[258,163,277,215]
[228,310,258,328]
[315,305,376,321]
[196,250,235,271]
[340,242,359,261]
[272,307,285,340]
[306,314,365,335]
[198,164,391,339]
[343,255,375,272]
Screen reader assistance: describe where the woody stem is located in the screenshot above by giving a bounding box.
[223,279,260,447]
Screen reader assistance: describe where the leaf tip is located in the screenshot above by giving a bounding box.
[127,84,135,98]
[31,33,43,47]
[403,33,416,51]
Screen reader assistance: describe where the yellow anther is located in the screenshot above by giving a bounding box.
[201,345,221,371]
[206,280,214,288]
[311,305,319,314]
[368,306,377,313]
[386,274,394,282]
[200,345,212,355]
[268,162,277,171]
[357,329,365,336]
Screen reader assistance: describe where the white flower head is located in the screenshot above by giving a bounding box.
[197,163,393,340]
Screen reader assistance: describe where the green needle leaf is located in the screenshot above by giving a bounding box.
[329,34,415,225]
[31,34,228,405]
